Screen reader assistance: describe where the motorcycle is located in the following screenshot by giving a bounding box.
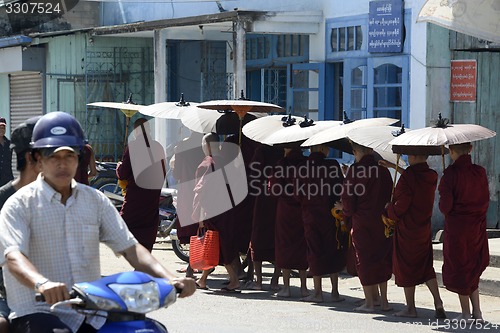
[37,271,177,332]
[89,161,120,195]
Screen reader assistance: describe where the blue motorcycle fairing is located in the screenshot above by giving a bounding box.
[73,271,175,311]
[98,318,168,333]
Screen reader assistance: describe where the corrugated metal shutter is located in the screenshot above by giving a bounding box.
[9,72,43,129]
[9,72,43,177]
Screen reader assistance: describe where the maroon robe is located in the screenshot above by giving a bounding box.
[341,154,393,286]
[272,148,308,270]
[386,162,437,287]
[117,145,162,252]
[221,135,259,254]
[74,144,92,185]
[248,144,283,262]
[298,152,346,276]
[172,136,205,244]
[438,154,490,295]
[192,155,238,265]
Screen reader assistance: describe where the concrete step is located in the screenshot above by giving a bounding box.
[433,260,500,297]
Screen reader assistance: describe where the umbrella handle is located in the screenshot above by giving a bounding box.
[123,116,131,149]
[441,145,445,170]
[391,154,400,201]
[236,111,246,146]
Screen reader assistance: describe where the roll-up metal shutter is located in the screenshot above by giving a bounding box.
[9,72,43,176]
[9,72,43,129]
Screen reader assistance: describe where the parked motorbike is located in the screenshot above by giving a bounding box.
[36,271,177,332]
[89,161,120,195]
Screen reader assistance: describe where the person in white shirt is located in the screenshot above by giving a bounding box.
[0,112,195,333]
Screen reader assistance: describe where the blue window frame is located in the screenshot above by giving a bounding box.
[325,11,412,127]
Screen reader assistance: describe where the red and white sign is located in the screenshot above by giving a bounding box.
[450,60,477,102]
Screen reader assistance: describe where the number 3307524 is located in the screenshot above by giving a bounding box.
[6,2,62,14]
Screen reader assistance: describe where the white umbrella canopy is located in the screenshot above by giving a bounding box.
[263,118,342,146]
[87,94,146,148]
[347,125,409,167]
[242,114,341,146]
[242,114,298,144]
[180,108,262,135]
[301,117,399,148]
[418,0,500,44]
[388,114,496,155]
[87,101,145,113]
[197,91,285,114]
[139,94,200,119]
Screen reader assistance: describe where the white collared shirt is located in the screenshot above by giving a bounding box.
[0,174,138,331]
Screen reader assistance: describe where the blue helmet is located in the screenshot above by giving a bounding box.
[31,112,86,149]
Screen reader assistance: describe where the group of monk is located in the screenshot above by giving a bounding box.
[171,131,490,323]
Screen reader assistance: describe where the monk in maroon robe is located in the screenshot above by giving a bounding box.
[222,134,259,271]
[272,147,309,298]
[171,132,205,276]
[340,142,393,312]
[383,155,445,318]
[297,145,346,303]
[248,143,283,290]
[192,133,240,291]
[117,119,164,252]
[438,143,489,322]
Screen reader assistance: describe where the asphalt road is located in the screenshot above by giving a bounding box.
[100,241,500,333]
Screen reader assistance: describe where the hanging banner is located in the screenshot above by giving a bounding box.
[368,0,404,53]
[450,60,477,102]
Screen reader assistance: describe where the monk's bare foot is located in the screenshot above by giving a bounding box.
[226,282,240,290]
[244,281,262,290]
[276,287,291,298]
[270,277,279,291]
[381,305,393,312]
[354,298,365,306]
[355,298,380,306]
[453,314,473,322]
[434,307,447,319]
[472,312,484,322]
[394,309,417,318]
[300,288,310,298]
[354,304,375,312]
[331,292,345,303]
[270,283,280,291]
[301,294,324,303]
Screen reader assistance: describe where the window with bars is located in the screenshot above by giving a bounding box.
[331,26,363,52]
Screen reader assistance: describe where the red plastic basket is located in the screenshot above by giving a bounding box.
[189,228,220,270]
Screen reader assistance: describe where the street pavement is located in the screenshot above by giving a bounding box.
[99,239,500,333]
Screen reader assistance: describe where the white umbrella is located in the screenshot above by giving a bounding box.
[87,94,145,148]
[347,125,408,168]
[180,108,262,136]
[139,94,200,119]
[418,0,500,44]
[87,101,144,113]
[242,114,292,143]
[242,114,341,146]
[197,91,285,114]
[263,118,342,146]
[191,92,282,144]
[301,117,399,148]
[388,114,496,168]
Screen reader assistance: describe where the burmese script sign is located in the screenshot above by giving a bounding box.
[450,60,477,102]
[368,0,404,53]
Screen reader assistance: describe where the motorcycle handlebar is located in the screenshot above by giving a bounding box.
[35,290,77,303]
